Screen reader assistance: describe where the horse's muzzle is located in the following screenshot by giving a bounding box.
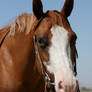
[57,80,80,92]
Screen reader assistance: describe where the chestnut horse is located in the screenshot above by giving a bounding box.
[0,0,80,92]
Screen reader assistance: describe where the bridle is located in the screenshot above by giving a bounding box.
[33,11,56,92]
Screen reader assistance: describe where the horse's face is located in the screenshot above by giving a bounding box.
[33,0,79,92]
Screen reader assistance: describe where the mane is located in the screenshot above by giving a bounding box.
[9,13,37,36]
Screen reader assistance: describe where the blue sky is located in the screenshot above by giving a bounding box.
[0,0,92,88]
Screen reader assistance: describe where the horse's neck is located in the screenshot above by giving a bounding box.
[0,13,45,92]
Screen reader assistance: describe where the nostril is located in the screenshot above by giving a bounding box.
[58,81,63,89]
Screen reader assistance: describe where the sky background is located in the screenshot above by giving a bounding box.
[0,0,92,88]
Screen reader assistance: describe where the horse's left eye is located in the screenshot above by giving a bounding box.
[38,37,48,49]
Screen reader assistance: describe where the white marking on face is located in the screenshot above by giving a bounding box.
[44,25,76,91]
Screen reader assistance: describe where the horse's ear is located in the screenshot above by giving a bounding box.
[61,0,74,17]
[33,0,44,19]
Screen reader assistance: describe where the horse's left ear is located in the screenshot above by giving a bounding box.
[33,0,44,19]
[61,0,74,18]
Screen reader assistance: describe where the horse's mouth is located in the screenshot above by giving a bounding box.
[44,72,80,92]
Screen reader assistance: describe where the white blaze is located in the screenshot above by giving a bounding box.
[44,25,76,91]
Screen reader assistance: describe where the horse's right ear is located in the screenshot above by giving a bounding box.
[33,0,44,19]
[61,0,74,17]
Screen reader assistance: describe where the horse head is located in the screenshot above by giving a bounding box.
[32,0,79,92]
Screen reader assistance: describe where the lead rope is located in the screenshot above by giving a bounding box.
[33,35,55,92]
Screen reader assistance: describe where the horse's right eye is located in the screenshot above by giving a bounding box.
[38,37,48,49]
